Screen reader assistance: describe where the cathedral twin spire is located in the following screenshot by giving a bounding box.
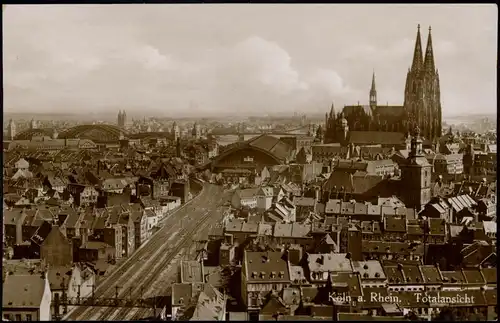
[117,110,127,128]
[405,24,442,141]
[411,24,436,73]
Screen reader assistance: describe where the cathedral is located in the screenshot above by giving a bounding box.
[325,25,442,144]
[117,110,127,129]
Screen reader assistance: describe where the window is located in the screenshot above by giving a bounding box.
[15,314,22,321]
[26,314,32,321]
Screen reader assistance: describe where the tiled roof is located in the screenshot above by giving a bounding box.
[257,223,273,236]
[225,219,244,232]
[384,217,406,232]
[180,260,203,284]
[363,241,424,256]
[289,265,307,285]
[3,273,47,308]
[419,265,443,284]
[307,253,352,273]
[274,223,293,237]
[351,260,386,280]
[244,251,290,283]
[241,222,258,233]
[462,268,485,284]
[236,188,259,199]
[383,265,405,284]
[441,270,466,284]
[400,264,423,284]
[481,268,497,284]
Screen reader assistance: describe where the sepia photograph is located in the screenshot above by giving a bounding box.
[2,3,497,321]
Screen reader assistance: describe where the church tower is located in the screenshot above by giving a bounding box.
[324,103,337,144]
[400,126,432,211]
[117,110,123,128]
[171,121,180,142]
[369,71,377,108]
[7,119,16,140]
[192,122,201,140]
[122,110,127,128]
[404,25,442,141]
[30,118,38,130]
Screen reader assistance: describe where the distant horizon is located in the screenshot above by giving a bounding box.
[4,110,496,120]
[3,4,497,116]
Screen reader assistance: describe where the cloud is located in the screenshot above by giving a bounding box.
[0,31,372,116]
[66,35,353,115]
[188,36,357,114]
[339,38,414,62]
[3,5,495,116]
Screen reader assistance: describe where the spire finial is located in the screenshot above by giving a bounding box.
[423,25,435,72]
[411,24,424,71]
[429,26,432,32]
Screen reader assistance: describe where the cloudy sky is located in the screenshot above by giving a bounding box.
[3,4,497,117]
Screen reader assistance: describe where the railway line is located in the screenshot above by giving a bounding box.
[64,183,226,321]
[98,210,214,320]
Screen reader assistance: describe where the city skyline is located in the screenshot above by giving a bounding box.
[3,4,497,117]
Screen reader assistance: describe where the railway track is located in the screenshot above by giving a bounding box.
[102,209,218,320]
[65,183,223,320]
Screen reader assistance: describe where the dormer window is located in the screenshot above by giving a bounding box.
[260,272,266,279]
[278,271,285,278]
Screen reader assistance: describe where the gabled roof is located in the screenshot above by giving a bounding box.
[40,225,68,247]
